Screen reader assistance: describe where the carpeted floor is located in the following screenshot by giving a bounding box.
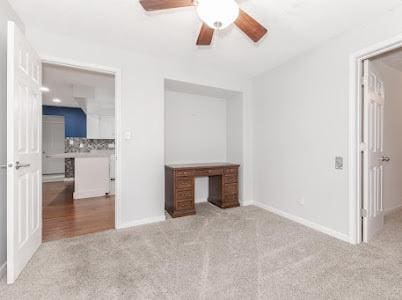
[1,203,402,299]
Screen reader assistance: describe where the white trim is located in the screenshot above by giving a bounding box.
[6,21,16,284]
[253,201,351,243]
[40,56,123,230]
[119,215,166,229]
[241,200,254,206]
[42,174,65,183]
[0,262,6,279]
[73,188,109,200]
[349,33,402,245]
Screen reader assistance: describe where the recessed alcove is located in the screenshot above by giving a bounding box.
[164,79,244,202]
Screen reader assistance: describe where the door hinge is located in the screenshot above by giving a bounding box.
[361,208,368,218]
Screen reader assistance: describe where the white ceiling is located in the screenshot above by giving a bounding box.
[9,0,402,77]
[42,63,115,109]
[375,48,402,72]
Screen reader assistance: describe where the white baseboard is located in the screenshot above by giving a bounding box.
[118,215,166,230]
[252,201,351,243]
[241,200,254,206]
[385,205,402,216]
[0,262,6,279]
[74,188,108,200]
[42,174,65,183]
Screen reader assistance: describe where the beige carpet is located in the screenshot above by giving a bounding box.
[1,203,402,299]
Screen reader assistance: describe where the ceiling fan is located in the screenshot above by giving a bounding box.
[139,0,268,46]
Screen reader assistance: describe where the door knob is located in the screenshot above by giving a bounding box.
[382,156,391,162]
[15,161,31,170]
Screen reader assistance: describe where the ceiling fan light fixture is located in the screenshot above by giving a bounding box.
[196,0,239,30]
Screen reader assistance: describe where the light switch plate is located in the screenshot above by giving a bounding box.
[335,157,343,170]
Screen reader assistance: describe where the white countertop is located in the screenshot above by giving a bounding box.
[47,152,113,159]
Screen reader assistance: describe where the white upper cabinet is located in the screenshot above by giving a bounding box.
[87,114,115,139]
[87,114,100,139]
[99,116,115,139]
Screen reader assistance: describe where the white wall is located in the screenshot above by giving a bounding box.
[372,61,402,214]
[226,94,244,200]
[165,91,227,164]
[252,6,402,241]
[0,0,25,277]
[24,28,253,228]
[165,90,227,202]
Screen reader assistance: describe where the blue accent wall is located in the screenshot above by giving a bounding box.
[43,106,87,138]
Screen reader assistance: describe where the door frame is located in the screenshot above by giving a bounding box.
[41,56,123,229]
[349,33,402,244]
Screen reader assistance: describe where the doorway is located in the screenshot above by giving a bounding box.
[6,21,122,283]
[40,62,118,241]
[350,38,402,244]
[163,79,244,210]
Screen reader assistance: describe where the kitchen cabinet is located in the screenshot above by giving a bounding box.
[87,114,115,139]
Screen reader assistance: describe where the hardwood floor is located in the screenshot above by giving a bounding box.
[43,181,115,242]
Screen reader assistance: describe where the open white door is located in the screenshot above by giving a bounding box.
[7,22,42,283]
[362,59,385,243]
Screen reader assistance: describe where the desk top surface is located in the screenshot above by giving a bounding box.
[166,162,240,170]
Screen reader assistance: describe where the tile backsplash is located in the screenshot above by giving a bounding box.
[65,138,115,153]
[65,138,115,178]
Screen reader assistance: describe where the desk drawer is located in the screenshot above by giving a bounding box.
[175,200,194,211]
[224,183,238,195]
[224,168,238,175]
[175,177,193,190]
[224,175,238,184]
[176,189,193,200]
[195,168,223,177]
[175,170,195,177]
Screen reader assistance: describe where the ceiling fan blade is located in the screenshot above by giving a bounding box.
[196,23,214,46]
[139,0,194,11]
[234,9,268,43]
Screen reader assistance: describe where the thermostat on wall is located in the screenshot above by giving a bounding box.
[335,157,343,170]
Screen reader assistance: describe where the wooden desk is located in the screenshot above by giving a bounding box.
[165,163,240,218]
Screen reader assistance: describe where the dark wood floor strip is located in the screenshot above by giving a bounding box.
[43,181,115,242]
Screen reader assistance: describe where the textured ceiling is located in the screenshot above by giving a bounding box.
[9,0,402,77]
